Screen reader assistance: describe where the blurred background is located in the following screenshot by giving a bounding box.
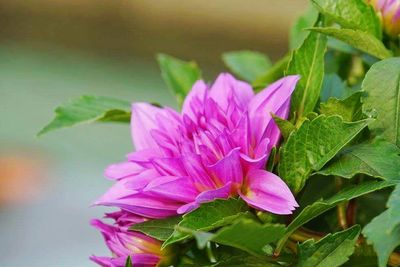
[0,1,307,266]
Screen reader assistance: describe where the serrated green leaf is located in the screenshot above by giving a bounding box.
[312,0,381,38]
[279,115,371,193]
[252,53,291,89]
[38,95,131,136]
[286,30,327,120]
[130,216,181,241]
[362,58,400,147]
[157,54,201,106]
[309,27,391,60]
[290,5,319,50]
[297,225,361,267]
[363,183,400,267]
[320,92,363,122]
[222,51,271,82]
[275,180,395,254]
[317,138,400,180]
[162,198,249,248]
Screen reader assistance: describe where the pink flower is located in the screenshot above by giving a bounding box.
[90,211,163,267]
[369,0,400,37]
[94,73,300,218]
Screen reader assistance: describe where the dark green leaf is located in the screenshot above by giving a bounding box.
[275,180,395,254]
[286,31,327,119]
[290,5,319,50]
[311,0,381,38]
[362,58,400,147]
[38,95,131,136]
[363,183,400,267]
[222,51,271,82]
[297,225,361,267]
[279,115,371,193]
[343,243,378,267]
[252,54,291,89]
[130,216,181,241]
[157,53,201,106]
[213,248,280,267]
[318,138,400,180]
[320,92,363,122]
[162,198,249,248]
[309,28,391,60]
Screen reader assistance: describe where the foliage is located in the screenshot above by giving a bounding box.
[40,0,400,266]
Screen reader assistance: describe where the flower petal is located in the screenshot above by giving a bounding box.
[131,103,164,150]
[104,161,144,180]
[239,169,298,215]
[209,73,254,111]
[144,176,198,203]
[207,147,243,185]
[247,75,299,146]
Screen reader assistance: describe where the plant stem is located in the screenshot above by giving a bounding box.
[335,177,348,229]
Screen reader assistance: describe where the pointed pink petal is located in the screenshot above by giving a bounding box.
[239,169,298,215]
[144,176,198,203]
[207,147,243,185]
[209,73,254,111]
[182,80,208,121]
[131,103,163,150]
[247,75,299,145]
[104,161,144,180]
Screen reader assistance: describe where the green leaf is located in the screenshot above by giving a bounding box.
[130,216,181,241]
[290,5,319,50]
[318,138,400,180]
[38,95,131,136]
[286,30,327,119]
[252,54,290,89]
[311,0,381,38]
[162,198,249,248]
[297,225,361,267]
[343,243,378,267]
[275,180,395,254]
[309,27,391,60]
[320,92,363,122]
[222,51,271,82]
[213,248,280,267]
[320,74,353,103]
[279,115,371,193]
[363,183,400,267]
[125,256,132,267]
[212,220,285,256]
[272,114,296,140]
[157,53,201,106]
[362,58,400,147]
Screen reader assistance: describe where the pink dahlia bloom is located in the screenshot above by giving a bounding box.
[369,0,400,36]
[95,73,300,218]
[90,211,163,267]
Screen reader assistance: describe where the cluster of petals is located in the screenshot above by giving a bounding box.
[369,0,400,36]
[90,211,164,267]
[94,73,300,218]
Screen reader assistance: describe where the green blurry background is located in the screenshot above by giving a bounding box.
[0,1,307,266]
